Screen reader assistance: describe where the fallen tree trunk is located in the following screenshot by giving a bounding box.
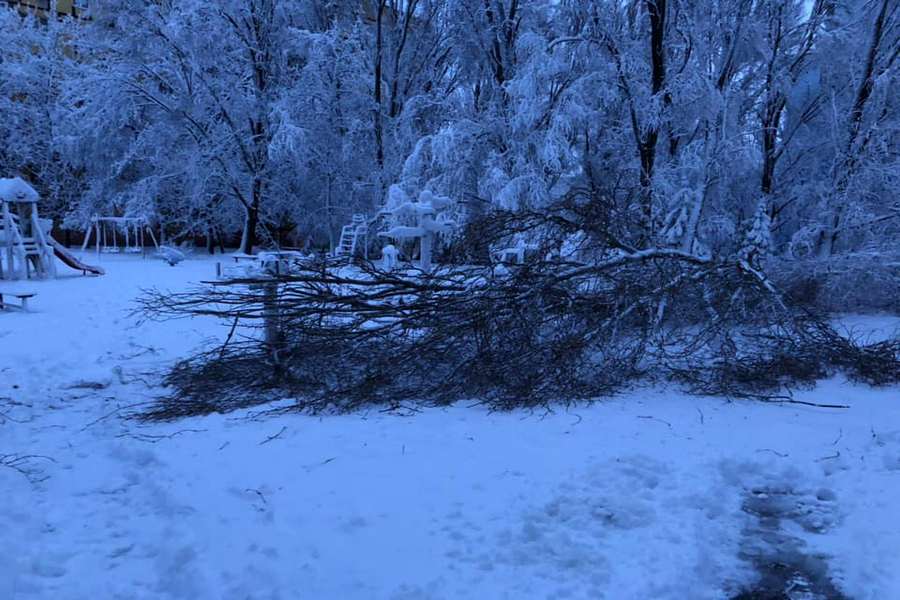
[136,212,900,420]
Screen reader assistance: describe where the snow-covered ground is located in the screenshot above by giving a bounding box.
[2,253,900,599]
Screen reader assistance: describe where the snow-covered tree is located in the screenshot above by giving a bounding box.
[1,0,896,276]
[0,8,83,230]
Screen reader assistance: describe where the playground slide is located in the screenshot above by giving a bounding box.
[47,237,105,276]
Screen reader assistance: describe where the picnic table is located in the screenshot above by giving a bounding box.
[217,251,311,279]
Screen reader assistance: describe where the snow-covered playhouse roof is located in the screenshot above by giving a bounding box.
[0,177,40,203]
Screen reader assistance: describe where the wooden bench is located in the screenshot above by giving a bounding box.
[0,291,35,311]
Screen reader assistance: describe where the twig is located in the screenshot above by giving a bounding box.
[259,425,287,445]
[637,415,673,429]
[0,407,27,425]
[0,453,56,483]
[832,428,843,446]
[816,450,841,462]
[245,488,267,504]
[220,316,240,359]
[761,398,850,409]
[756,448,789,458]
[116,428,207,443]
[302,456,338,472]
[81,400,157,431]
[65,380,110,391]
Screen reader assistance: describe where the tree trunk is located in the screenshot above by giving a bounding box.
[638,138,657,242]
[637,0,667,246]
[241,207,259,255]
[374,0,386,172]
[817,0,891,257]
[760,97,784,198]
[240,178,263,255]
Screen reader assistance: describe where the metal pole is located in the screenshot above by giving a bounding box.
[81,220,92,252]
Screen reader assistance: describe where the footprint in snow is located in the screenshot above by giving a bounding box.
[730,483,847,600]
[442,455,668,595]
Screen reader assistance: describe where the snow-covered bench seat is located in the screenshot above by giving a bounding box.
[0,291,36,311]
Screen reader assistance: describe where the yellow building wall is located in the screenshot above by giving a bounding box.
[9,1,83,18]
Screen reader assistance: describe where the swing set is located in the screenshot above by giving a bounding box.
[81,217,159,257]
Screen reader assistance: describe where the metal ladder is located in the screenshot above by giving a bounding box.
[334,214,368,260]
[1,207,52,279]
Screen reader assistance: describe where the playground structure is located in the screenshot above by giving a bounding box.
[1,177,105,280]
[0,177,55,280]
[210,186,460,279]
[330,190,461,270]
[377,190,457,270]
[82,216,159,258]
[333,214,371,262]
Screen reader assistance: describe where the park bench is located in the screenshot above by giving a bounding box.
[0,290,36,311]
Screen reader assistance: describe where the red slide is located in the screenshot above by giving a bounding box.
[48,237,105,276]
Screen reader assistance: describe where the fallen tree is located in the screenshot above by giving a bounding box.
[136,209,900,420]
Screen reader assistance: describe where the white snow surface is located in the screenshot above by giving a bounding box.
[2,254,900,599]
